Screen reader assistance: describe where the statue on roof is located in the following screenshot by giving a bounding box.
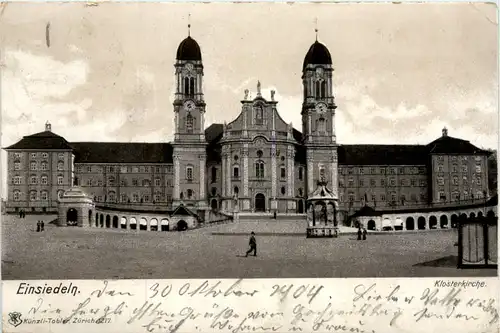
[271,90,275,101]
[244,89,249,100]
[257,80,261,96]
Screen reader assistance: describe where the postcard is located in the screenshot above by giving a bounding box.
[1,2,498,332]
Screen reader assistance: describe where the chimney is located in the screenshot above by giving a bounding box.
[45,121,52,132]
[442,127,448,137]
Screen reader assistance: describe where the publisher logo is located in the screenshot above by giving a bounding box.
[8,312,22,327]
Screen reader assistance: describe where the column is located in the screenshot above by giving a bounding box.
[221,152,226,197]
[271,145,277,198]
[173,155,180,199]
[243,145,249,197]
[199,155,205,200]
[331,110,336,142]
[287,147,294,197]
[226,153,232,197]
[307,154,314,195]
[330,151,338,195]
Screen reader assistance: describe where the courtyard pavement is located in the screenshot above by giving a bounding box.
[1,214,496,280]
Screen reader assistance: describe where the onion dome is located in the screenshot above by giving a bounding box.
[176,36,202,61]
[303,41,332,70]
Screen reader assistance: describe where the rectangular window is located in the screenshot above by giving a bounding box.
[166,179,172,187]
[475,165,481,173]
[155,178,161,186]
[348,178,354,187]
[58,153,64,159]
[359,168,364,175]
[390,178,396,186]
[389,168,395,175]
[380,194,386,201]
[13,176,21,185]
[280,167,286,179]
[370,179,376,186]
[381,179,385,186]
[462,165,468,173]
[359,179,364,187]
[370,167,376,174]
[41,177,48,185]
[133,194,139,202]
[14,162,21,171]
[411,179,416,186]
[120,166,127,173]
[30,162,37,171]
[348,193,355,202]
[381,168,386,175]
[132,179,138,186]
[420,180,426,186]
[298,167,303,180]
[399,167,404,174]
[339,179,344,187]
[186,167,193,180]
[14,153,21,159]
[145,166,150,173]
[87,179,92,186]
[57,176,63,185]
[144,195,150,202]
[234,167,240,178]
[437,177,445,185]
[31,153,37,158]
[121,194,127,203]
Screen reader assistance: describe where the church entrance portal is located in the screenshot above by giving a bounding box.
[255,193,266,212]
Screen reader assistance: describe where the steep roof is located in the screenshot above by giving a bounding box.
[5,131,73,150]
[338,144,428,166]
[71,142,173,164]
[427,135,488,155]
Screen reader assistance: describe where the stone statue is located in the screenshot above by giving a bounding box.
[257,80,261,96]
[244,89,249,100]
[271,90,275,101]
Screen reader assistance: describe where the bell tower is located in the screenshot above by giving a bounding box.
[301,32,339,198]
[172,25,208,212]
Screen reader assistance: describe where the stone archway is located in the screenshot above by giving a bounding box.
[161,219,169,231]
[429,215,437,229]
[89,210,93,226]
[150,218,158,231]
[255,193,266,212]
[417,216,426,230]
[451,214,458,228]
[105,215,111,228]
[100,214,104,227]
[367,220,376,230]
[298,200,304,214]
[95,213,98,227]
[121,217,127,229]
[440,215,448,228]
[487,210,495,218]
[177,220,188,231]
[112,216,119,228]
[66,208,78,226]
[406,217,415,230]
[130,217,137,230]
[140,218,147,230]
[211,199,218,211]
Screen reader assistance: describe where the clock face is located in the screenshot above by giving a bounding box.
[315,67,324,78]
[315,103,327,113]
[185,63,194,72]
[184,100,195,111]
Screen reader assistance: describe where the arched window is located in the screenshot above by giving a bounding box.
[320,81,326,98]
[211,167,217,183]
[255,106,263,125]
[211,187,217,196]
[234,186,239,196]
[233,166,239,178]
[257,150,263,158]
[189,77,195,96]
[108,191,116,202]
[57,161,64,171]
[317,117,326,133]
[298,167,303,180]
[184,77,189,96]
[315,81,320,97]
[186,113,194,133]
[319,166,326,182]
[255,161,265,178]
[280,165,286,179]
[57,190,64,199]
[186,166,193,181]
[187,189,193,199]
[30,190,37,201]
[13,190,21,201]
[281,186,286,195]
[108,176,115,186]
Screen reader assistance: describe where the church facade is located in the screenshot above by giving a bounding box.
[4,34,493,221]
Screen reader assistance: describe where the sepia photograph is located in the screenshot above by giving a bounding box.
[1,2,498,281]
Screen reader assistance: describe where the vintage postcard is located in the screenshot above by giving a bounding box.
[0,2,498,332]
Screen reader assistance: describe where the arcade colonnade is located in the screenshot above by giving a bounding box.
[358,207,497,231]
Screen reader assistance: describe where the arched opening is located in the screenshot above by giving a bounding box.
[121,217,127,229]
[177,220,188,231]
[417,216,426,230]
[112,216,119,228]
[105,215,111,228]
[297,200,304,214]
[382,218,392,231]
[130,217,137,230]
[395,217,403,231]
[140,217,147,230]
[161,219,169,232]
[406,217,415,230]
[487,210,495,218]
[211,199,218,211]
[469,212,476,219]
[478,211,484,218]
[440,215,448,228]
[100,214,104,228]
[429,215,437,229]
[150,218,158,231]
[367,220,376,230]
[95,213,98,227]
[255,193,266,212]
[459,213,468,227]
[66,208,78,226]
[89,210,92,226]
[451,214,458,228]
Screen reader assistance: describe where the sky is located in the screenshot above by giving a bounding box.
[0,2,498,198]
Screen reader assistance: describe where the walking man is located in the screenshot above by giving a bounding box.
[245,232,257,257]
[41,221,45,232]
[362,227,367,240]
[357,226,362,240]
[36,221,40,232]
